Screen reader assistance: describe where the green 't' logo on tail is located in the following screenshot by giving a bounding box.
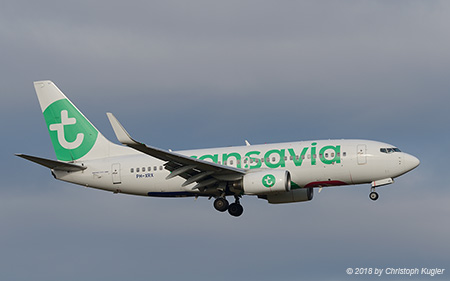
[43,99,98,161]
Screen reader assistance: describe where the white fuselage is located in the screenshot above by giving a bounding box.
[54,139,419,198]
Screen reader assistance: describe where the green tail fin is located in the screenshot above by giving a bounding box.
[34,81,108,161]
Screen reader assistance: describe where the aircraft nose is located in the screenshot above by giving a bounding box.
[403,153,420,172]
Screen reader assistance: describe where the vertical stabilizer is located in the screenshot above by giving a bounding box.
[34,81,126,161]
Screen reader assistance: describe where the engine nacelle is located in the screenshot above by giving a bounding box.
[242,170,291,195]
[261,188,314,204]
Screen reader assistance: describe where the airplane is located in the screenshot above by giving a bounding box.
[17,81,420,217]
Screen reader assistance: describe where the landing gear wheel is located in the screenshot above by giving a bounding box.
[228,203,244,217]
[369,191,379,201]
[213,197,229,212]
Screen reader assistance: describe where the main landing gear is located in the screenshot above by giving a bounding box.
[213,197,229,212]
[369,187,379,201]
[213,196,244,217]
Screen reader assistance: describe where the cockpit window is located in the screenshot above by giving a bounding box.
[380,147,401,153]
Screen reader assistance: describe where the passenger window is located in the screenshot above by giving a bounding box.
[272,157,276,162]
[142,167,146,172]
[130,168,134,173]
[325,153,328,158]
[230,160,234,165]
[136,168,140,173]
[160,166,163,170]
[290,155,294,160]
[343,152,346,157]
[154,166,157,171]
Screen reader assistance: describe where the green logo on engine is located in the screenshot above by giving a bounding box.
[262,174,276,188]
[43,99,98,161]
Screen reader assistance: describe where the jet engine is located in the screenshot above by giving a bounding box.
[238,170,291,195]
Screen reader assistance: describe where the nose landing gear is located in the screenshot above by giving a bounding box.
[369,187,379,201]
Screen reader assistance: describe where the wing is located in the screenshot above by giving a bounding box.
[106,113,246,192]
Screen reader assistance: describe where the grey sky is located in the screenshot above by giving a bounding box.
[1,1,449,280]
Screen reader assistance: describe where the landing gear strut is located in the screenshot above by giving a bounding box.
[369,187,379,201]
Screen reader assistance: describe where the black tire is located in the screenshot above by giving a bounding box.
[369,192,379,201]
[213,197,229,212]
[228,203,244,217]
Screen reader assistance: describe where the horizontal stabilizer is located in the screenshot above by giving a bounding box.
[16,154,87,171]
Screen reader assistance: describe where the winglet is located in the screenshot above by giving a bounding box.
[106,113,140,146]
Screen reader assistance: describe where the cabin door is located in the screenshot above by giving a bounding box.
[357,144,367,165]
[112,163,122,184]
